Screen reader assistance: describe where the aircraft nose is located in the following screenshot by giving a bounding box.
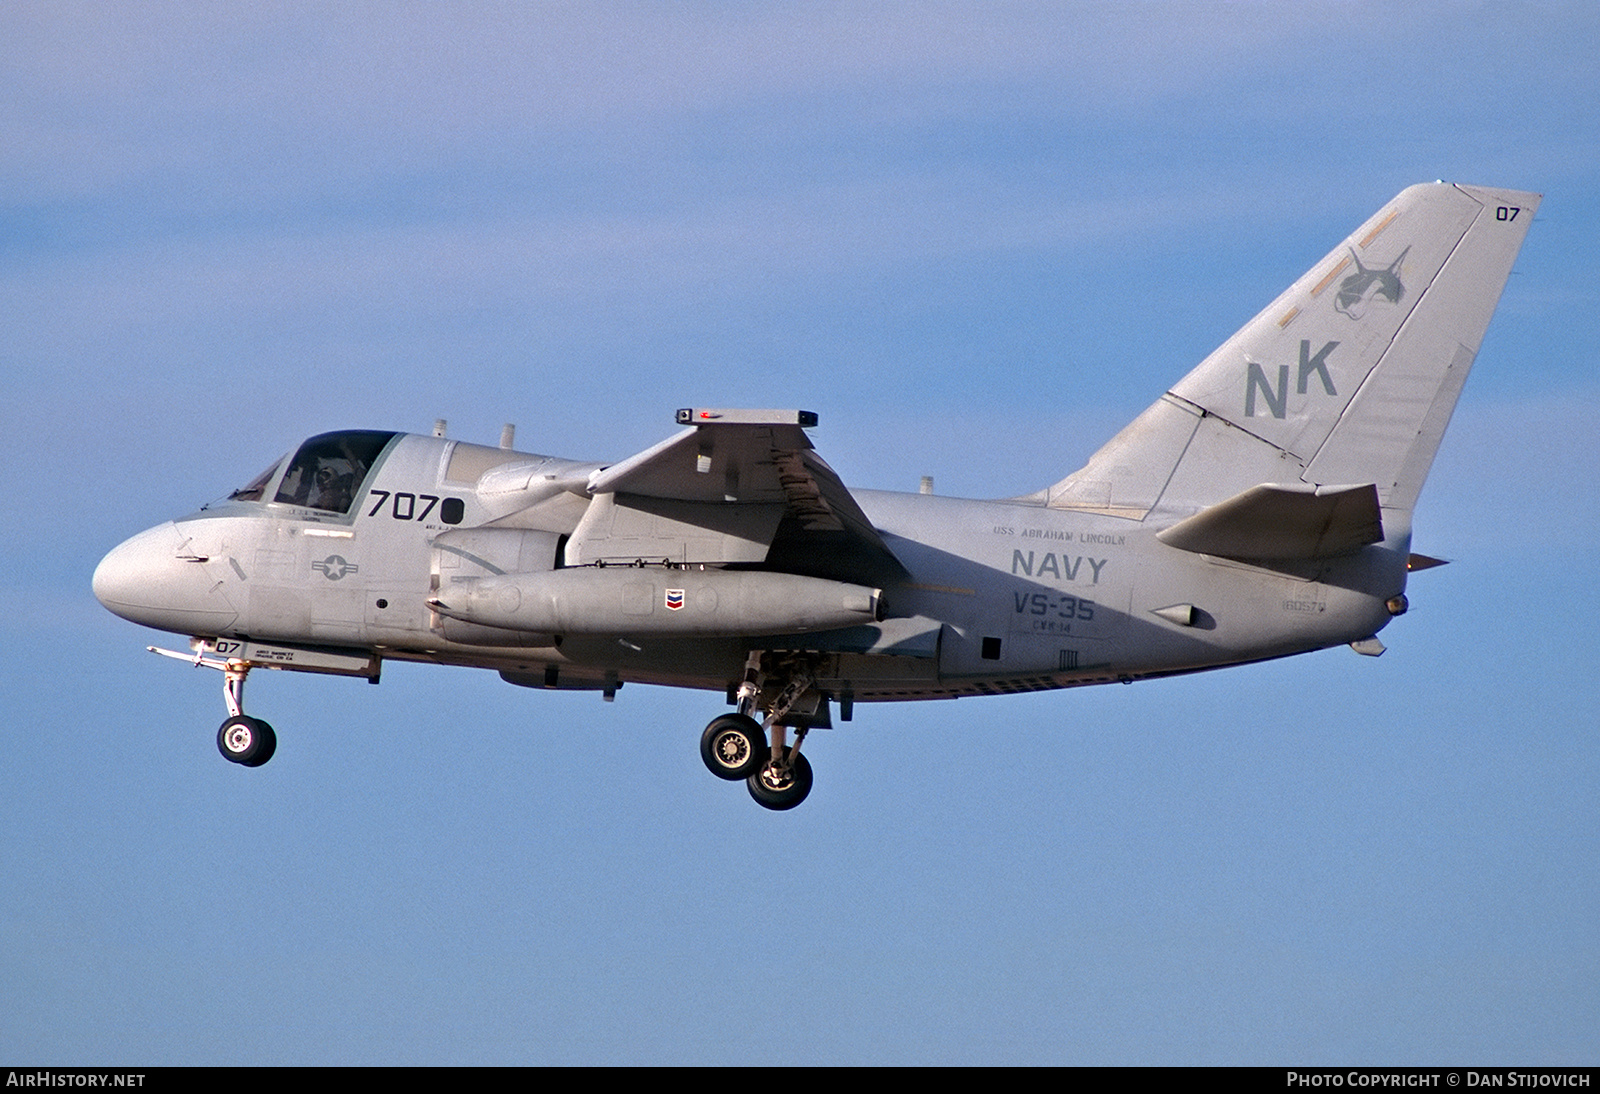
[93,522,239,634]
[93,523,169,615]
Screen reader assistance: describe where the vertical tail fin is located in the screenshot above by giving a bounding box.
[1045,183,1539,521]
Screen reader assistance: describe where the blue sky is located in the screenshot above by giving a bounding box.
[4,2,1597,1064]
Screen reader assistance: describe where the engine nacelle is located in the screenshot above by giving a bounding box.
[430,527,564,646]
[428,567,881,638]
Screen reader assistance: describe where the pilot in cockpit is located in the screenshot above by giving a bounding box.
[307,461,356,513]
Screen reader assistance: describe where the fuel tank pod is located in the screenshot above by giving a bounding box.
[429,567,881,638]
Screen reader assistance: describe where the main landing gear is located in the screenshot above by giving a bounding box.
[698,653,823,811]
[149,646,277,767]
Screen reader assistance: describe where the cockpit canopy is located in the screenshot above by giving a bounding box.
[228,430,398,515]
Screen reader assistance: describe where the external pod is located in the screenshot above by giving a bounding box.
[429,567,882,637]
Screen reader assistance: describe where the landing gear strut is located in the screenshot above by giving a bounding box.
[699,652,824,810]
[747,725,813,811]
[149,646,278,767]
[214,657,277,766]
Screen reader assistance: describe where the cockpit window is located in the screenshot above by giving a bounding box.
[228,455,286,503]
[272,430,398,514]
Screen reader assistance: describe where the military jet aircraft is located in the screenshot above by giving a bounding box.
[94,182,1538,809]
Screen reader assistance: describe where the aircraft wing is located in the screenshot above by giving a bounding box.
[567,409,906,583]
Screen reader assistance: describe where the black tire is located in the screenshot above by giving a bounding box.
[747,750,813,811]
[245,721,277,767]
[217,715,276,767]
[700,714,767,781]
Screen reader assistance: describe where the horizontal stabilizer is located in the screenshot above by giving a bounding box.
[1157,482,1383,560]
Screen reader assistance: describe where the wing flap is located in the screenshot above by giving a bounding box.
[565,493,786,565]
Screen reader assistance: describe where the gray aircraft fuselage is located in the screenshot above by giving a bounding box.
[94,429,1399,700]
[92,182,1539,807]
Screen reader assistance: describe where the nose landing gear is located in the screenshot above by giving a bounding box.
[213,656,277,766]
[149,645,279,767]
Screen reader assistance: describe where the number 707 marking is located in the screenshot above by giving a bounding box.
[366,490,439,521]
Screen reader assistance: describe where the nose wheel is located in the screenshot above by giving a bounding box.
[218,715,277,767]
[149,645,281,768]
[215,659,279,766]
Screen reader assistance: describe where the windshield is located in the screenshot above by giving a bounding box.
[228,455,287,503]
[272,430,398,514]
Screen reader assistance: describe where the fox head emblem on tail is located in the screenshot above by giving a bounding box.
[1334,245,1409,319]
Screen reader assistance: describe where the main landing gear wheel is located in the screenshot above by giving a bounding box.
[747,751,813,811]
[218,715,277,767]
[700,714,768,780]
